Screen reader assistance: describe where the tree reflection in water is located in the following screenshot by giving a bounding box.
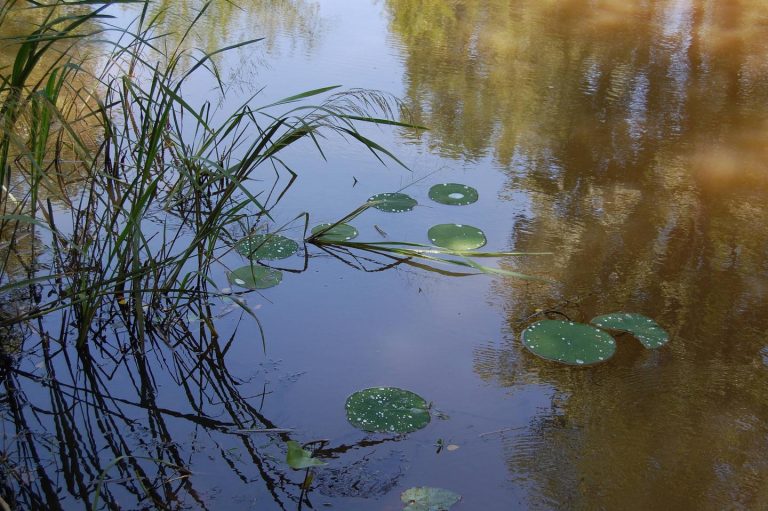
[387,0,768,509]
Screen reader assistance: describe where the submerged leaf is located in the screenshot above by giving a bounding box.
[591,313,669,349]
[235,234,298,260]
[311,223,359,242]
[228,265,282,290]
[428,224,487,250]
[401,487,461,511]
[286,441,326,469]
[521,320,616,365]
[368,192,418,213]
[428,183,479,206]
[345,387,430,434]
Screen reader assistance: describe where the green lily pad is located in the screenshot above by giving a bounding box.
[235,234,298,260]
[590,313,669,349]
[286,441,326,470]
[368,192,418,213]
[427,224,486,250]
[345,387,430,434]
[521,320,616,365]
[428,183,479,206]
[311,223,358,242]
[401,487,461,511]
[227,265,282,290]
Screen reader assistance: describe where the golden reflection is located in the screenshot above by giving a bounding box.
[388,0,768,508]
[0,2,102,202]
[133,0,322,74]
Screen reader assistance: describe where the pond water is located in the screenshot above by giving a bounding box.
[4,0,768,509]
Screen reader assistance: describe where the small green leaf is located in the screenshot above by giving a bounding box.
[310,223,359,241]
[428,183,479,206]
[368,192,418,213]
[521,320,616,365]
[590,313,669,349]
[235,234,298,260]
[401,487,461,511]
[286,441,326,470]
[428,224,487,250]
[345,387,430,434]
[228,265,282,290]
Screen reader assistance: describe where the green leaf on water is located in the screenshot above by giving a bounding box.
[590,313,669,349]
[401,487,461,511]
[286,441,326,470]
[521,320,616,365]
[228,265,282,290]
[428,183,479,206]
[310,223,359,241]
[235,234,298,260]
[428,224,487,250]
[368,192,418,213]
[345,387,430,434]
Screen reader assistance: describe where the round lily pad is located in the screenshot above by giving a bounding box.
[521,320,616,365]
[368,192,418,213]
[591,313,669,349]
[310,223,358,242]
[227,265,282,290]
[428,183,479,206]
[401,487,461,511]
[235,234,298,260]
[427,224,487,250]
[345,387,430,434]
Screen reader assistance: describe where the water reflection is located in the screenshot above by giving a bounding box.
[388,0,768,508]
[132,0,323,90]
[0,278,403,509]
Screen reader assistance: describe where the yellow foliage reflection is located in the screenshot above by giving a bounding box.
[388,0,768,509]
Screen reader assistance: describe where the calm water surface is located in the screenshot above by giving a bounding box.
[4,1,768,509]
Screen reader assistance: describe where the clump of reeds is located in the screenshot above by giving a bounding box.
[0,0,416,345]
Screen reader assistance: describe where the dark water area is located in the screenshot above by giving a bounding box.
[3,0,768,509]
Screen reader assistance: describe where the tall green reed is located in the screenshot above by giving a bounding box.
[0,0,415,346]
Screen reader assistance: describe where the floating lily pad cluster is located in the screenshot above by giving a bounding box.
[285,386,459,507]
[365,183,490,251]
[521,313,669,366]
[230,233,300,290]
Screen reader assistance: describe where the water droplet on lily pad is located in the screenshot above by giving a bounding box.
[521,320,616,365]
[368,192,418,213]
[311,223,358,242]
[345,387,430,434]
[428,183,479,206]
[401,487,461,511]
[227,265,282,290]
[235,234,298,260]
[428,224,487,250]
[591,313,669,349]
